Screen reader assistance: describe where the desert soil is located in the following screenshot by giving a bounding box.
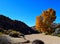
[6,34,60,44]
[25,34,60,44]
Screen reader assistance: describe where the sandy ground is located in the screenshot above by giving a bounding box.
[10,34,60,44]
[25,34,60,44]
[1,34,60,44]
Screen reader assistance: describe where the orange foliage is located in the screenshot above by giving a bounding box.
[36,8,56,33]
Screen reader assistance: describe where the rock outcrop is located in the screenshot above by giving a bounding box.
[0,15,39,35]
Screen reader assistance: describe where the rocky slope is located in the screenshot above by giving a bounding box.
[0,15,39,35]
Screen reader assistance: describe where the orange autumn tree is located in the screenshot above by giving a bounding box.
[36,8,56,33]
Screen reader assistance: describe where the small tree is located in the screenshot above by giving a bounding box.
[36,8,56,34]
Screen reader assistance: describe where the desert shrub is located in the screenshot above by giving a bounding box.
[0,32,3,35]
[9,30,21,37]
[58,34,60,37]
[7,30,12,33]
[6,30,13,35]
[3,30,18,35]
[45,32,49,35]
[3,30,12,35]
[3,30,8,34]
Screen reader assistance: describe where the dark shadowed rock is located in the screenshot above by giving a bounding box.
[32,39,44,44]
[0,15,39,35]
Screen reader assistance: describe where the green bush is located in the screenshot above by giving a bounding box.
[58,34,60,37]
[0,32,3,35]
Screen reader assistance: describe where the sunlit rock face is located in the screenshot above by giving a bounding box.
[36,8,56,33]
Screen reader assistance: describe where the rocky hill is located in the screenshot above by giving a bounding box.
[0,15,39,35]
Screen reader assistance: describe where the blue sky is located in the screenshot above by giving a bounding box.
[0,0,60,26]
